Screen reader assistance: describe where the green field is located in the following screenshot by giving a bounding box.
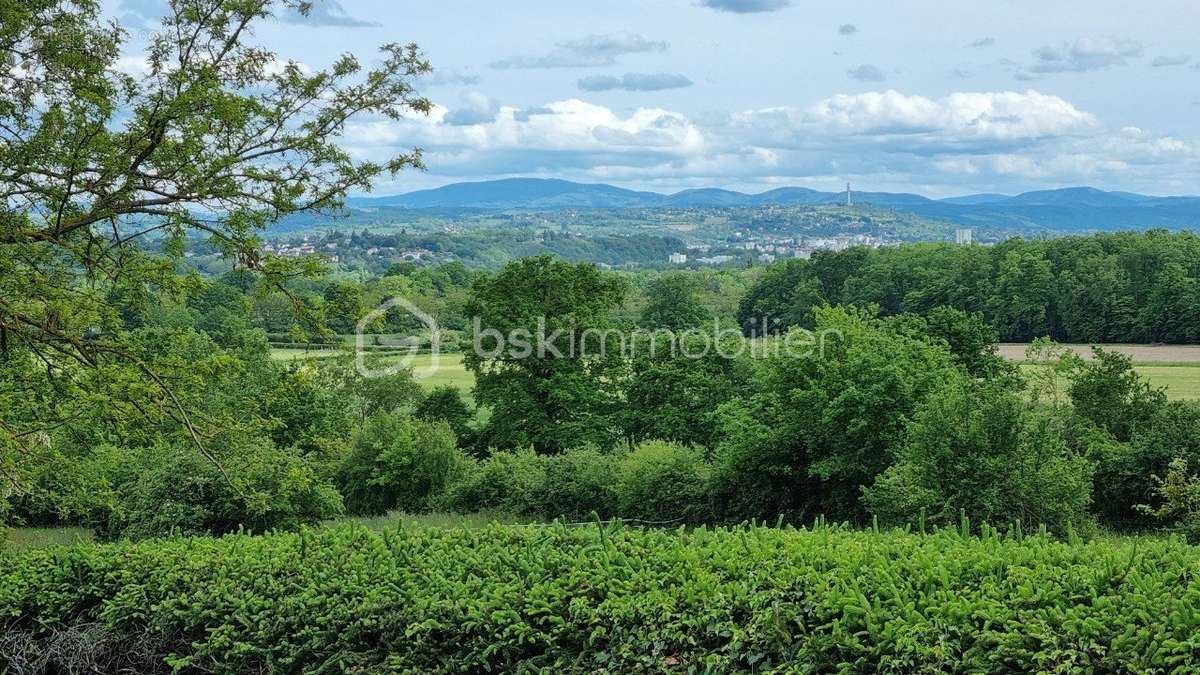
[1004,342,1200,401]
[269,348,474,392]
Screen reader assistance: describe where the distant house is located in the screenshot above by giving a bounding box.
[669,252,688,264]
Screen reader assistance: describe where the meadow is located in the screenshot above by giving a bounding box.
[270,348,475,392]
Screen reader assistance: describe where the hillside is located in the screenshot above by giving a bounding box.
[344,178,1200,233]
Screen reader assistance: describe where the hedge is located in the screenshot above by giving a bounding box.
[3,522,1200,673]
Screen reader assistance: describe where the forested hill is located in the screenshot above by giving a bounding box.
[344,179,1200,232]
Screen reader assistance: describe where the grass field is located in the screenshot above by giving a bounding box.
[269,348,474,391]
[1004,343,1200,400]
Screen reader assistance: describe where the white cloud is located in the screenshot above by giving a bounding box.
[1019,36,1143,78]
[578,72,694,92]
[343,90,1196,195]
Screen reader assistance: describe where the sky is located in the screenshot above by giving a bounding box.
[110,0,1200,197]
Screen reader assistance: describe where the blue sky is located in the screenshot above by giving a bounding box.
[111,0,1200,196]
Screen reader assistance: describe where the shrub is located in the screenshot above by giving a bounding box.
[336,413,468,515]
[864,380,1094,535]
[1139,457,1200,543]
[1089,401,1200,529]
[537,447,619,520]
[439,447,619,519]
[94,440,343,540]
[6,524,1200,672]
[616,441,712,523]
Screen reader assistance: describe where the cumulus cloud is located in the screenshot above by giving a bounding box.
[699,0,791,13]
[1152,55,1192,68]
[839,24,858,36]
[280,0,379,27]
[1019,37,1143,78]
[578,72,694,92]
[343,89,1195,196]
[442,93,499,126]
[847,64,887,82]
[967,37,995,48]
[491,33,668,69]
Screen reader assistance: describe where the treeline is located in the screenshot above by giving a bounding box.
[9,254,1200,542]
[738,230,1200,343]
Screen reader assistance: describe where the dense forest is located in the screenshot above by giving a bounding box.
[738,230,1200,343]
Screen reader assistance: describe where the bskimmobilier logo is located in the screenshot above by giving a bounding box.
[356,297,441,380]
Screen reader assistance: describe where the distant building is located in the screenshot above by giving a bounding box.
[955,228,973,245]
[794,248,813,260]
[758,253,776,263]
[669,252,688,264]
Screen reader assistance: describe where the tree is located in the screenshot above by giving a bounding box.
[712,307,959,521]
[1069,348,1166,442]
[464,257,627,453]
[413,386,475,446]
[864,379,1094,535]
[0,0,430,502]
[639,273,711,330]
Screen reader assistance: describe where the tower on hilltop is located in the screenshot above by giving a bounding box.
[846,182,852,207]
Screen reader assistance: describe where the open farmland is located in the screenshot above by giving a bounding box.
[1005,343,1200,400]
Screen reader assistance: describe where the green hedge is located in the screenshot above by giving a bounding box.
[4,523,1200,672]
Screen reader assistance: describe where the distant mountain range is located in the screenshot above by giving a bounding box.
[343,178,1200,232]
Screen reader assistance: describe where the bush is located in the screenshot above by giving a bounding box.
[6,524,1200,673]
[864,380,1095,535]
[616,441,712,523]
[1139,457,1200,543]
[1089,401,1200,529]
[439,447,618,519]
[93,440,343,540]
[336,413,468,515]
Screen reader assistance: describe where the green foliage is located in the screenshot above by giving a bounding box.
[7,524,1200,672]
[736,231,1200,343]
[1139,458,1200,543]
[1090,401,1200,529]
[1069,348,1167,442]
[92,440,343,541]
[616,441,712,523]
[413,385,475,445]
[864,380,1095,535]
[713,307,960,521]
[335,413,467,516]
[441,447,619,520]
[465,256,628,453]
[1,0,431,502]
[638,273,712,330]
[621,334,751,448]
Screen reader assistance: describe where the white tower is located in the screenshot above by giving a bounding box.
[846,182,852,207]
